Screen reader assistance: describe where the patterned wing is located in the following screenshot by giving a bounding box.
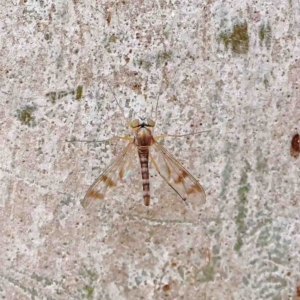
[150,141,206,204]
[82,142,136,210]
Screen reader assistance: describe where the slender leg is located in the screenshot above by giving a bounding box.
[154,130,211,140]
[106,83,132,128]
[66,136,133,143]
[154,85,163,124]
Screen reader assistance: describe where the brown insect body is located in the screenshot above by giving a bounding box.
[134,120,155,206]
[291,133,300,158]
[80,107,206,209]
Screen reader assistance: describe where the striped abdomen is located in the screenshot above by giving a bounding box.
[138,149,150,206]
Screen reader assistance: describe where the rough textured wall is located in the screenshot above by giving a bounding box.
[1,0,300,299]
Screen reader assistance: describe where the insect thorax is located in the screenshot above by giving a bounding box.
[135,127,154,147]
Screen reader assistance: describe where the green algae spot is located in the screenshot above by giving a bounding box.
[104,34,118,53]
[134,59,152,71]
[263,77,269,89]
[31,273,54,287]
[256,147,268,173]
[109,34,117,43]
[44,33,51,40]
[46,90,71,104]
[83,285,94,299]
[220,22,249,54]
[197,265,215,282]
[84,269,97,280]
[234,236,243,252]
[156,51,172,67]
[220,163,233,199]
[259,23,271,49]
[257,156,268,173]
[234,163,251,252]
[18,109,32,125]
[76,85,83,100]
[79,267,97,299]
[17,105,36,126]
[234,185,250,251]
[46,86,82,103]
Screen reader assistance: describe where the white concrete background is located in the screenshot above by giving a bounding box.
[1,0,300,299]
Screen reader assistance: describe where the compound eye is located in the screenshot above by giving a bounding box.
[147,118,155,127]
[130,119,140,128]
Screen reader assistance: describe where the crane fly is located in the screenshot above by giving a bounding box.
[72,85,207,208]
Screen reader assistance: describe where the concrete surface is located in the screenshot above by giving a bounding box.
[1,0,300,299]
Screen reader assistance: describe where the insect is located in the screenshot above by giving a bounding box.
[291,133,300,158]
[73,85,207,208]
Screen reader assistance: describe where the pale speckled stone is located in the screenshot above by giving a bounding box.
[1,0,300,299]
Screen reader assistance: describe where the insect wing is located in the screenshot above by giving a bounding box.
[82,142,136,210]
[151,141,206,204]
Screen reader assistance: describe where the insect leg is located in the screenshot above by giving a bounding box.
[154,130,211,140]
[106,83,132,128]
[66,136,133,143]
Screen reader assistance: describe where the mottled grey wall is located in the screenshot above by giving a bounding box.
[1,0,300,299]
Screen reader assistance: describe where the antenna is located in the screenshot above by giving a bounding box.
[106,82,131,128]
[154,76,164,124]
